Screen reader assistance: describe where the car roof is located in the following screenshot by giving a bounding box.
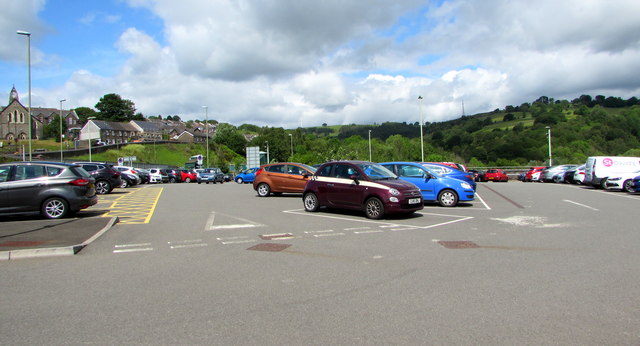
[2,161,78,167]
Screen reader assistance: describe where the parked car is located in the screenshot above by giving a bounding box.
[113,166,142,187]
[197,167,224,184]
[235,167,258,184]
[73,162,122,195]
[604,170,640,192]
[380,162,474,207]
[483,169,509,182]
[572,165,586,184]
[176,169,197,183]
[523,166,547,182]
[148,168,169,183]
[429,162,467,172]
[303,161,423,219]
[135,168,151,184]
[467,169,485,182]
[420,163,476,190]
[160,168,178,183]
[253,162,316,196]
[541,164,578,183]
[0,161,98,219]
[632,175,640,192]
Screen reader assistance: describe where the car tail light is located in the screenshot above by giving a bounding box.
[255,168,264,176]
[131,170,137,174]
[69,178,90,186]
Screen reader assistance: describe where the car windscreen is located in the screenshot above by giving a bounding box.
[356,163,397,180]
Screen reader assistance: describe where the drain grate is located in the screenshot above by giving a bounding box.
[247,243,291,252]
[438,241,479,249]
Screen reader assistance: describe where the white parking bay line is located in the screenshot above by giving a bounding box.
[113,243,153,254]
[563,199,599,211]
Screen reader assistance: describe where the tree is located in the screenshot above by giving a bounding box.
[95,93,136,122]
[74,107,98,124]
[43,115,67,142]
[214,123,248,155]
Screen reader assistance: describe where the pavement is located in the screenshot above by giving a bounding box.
[0,214,118,260]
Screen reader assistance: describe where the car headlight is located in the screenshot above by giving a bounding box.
[389,188,400,196]
[461,182,471,189]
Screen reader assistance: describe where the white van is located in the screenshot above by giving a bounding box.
[584,156,640,188]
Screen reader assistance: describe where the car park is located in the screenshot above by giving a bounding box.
[253,162,316,197]
[420,163,476,190]
[380,162,474,207]
[197,167,224,184]
[73,162,122,195]
[604,170,640,192]
[235,167,258,184]
[0,161,98,219]
[303,161,423,219]
[483,169,509,182]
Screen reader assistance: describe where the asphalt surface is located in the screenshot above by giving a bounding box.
[0,214,118,260]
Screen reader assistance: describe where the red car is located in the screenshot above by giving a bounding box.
[523,166,547,182]
[176,169,197,183]
[483,169,509,182]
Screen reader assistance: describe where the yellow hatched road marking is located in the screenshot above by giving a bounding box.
[103,187,163,224]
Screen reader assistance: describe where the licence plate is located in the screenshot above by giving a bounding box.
[408,198,421,204]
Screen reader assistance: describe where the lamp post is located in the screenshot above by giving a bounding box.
[418,96,424,162]
[17,30,32,161]
[288,133,293,160]
[546,126,552,166]
[265,141,270,164]
[203,106,209,168]
[368,130,372,162]
[59,99,65,161]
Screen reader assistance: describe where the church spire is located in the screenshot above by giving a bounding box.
[9,85,19,103]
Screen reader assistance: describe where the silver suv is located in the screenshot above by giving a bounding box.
[0,161,98,219]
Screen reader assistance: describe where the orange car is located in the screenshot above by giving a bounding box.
[253,162,317,197]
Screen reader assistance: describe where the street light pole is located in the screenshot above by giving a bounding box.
[418,96,424,162]
[546,126,552,166]
[59,99,66,161]
[87,116,95,162]
[368,130,372,162]
[203,106,209,168]
[17,30,32,161]
[265,141,270,164]
[288,133,293,160]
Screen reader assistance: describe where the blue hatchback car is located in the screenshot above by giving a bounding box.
[380,162,475,207]
[420,162,477,191]
[235,167,258,184]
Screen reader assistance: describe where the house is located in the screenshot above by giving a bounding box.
[130,120,163,141]
[79,119,140,144]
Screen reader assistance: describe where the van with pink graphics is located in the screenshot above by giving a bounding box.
[584,156,640,188]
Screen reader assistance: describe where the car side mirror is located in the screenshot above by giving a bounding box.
[425,173,434,180]
[302,172,310,178]
[350,174,360,185]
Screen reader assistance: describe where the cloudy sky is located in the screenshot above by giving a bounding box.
[2,0,640,128]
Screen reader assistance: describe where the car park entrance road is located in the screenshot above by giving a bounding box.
[1,181,639,344]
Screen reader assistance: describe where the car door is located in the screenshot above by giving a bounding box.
[284,164,312,192]
[8,164,49,213]
[326,163,365,208]
[0,165,15,211]
[265,164,287,191]
[399,164,437,201]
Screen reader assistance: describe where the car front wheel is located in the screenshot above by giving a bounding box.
[185,177,191,183]
[95,180,111,194]
[303,193,319,212]
[42,197,69,219]
[364,197,384,219]
[257,183,271,197]
[438,189,458,207]
[236,178,243,184]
